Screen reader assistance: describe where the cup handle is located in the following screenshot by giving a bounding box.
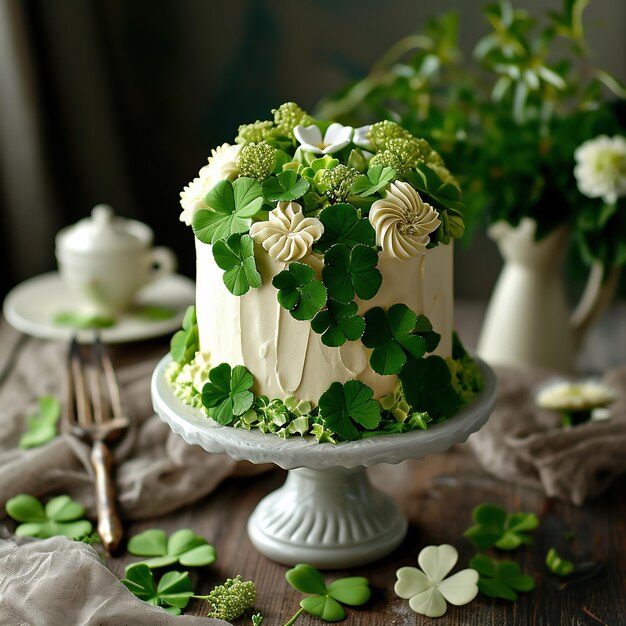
[148,247,177,283]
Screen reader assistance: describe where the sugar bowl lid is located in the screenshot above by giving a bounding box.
[56,205,151,254]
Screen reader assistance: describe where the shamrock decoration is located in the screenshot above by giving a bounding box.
[192,177,263,244]
[395,544,479,618]
[464,503,539,550]
[170,305,199,365]
[399,355,459,418]
[18,395,61,449]
[272,263,327,321]
[6,494,92,539]
[469,554,535,601]
[285,563,371,623]
[362,304,429,375]
[262,169,310,202]
[405,163,465,213]
[121,563,194,616]
[212,233,262,296]
[127,528,217,569]
[322,244,382,304]
[546,548,574,577]
[314,203,376,253]
[318,380,381,441]
[201,363,255,425]
[351,165,396,197]
[311,299,365,347]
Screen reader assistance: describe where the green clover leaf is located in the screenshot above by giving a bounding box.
[414,314,441,353]
[6,494,92,539]
[170,305,199,365]
[262,170,310,202]
[212,233,262,296]
[546,548,574,577]
[314,204,376,253]
[311,299,365,347]
[53,311,116,329]
[350,165,396,197]
[405,164,465,213]
[470,554,535,601]
[300,155,340,182]
[121,563,194,616]
[192,177,263,245]
[464,504,539,550]
[127,528,217,569]
[322,244,382,304]
[201,363,255,425]
[272,263,327,321]
[318,380,381,441]
[18,395,61,449]
[399,355,459,418]
[286,563,371,623]
[362,305,428,375]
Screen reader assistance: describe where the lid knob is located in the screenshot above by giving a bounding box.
[92,204,114,225]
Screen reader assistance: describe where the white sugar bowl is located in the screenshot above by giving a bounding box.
[55,204,177,315]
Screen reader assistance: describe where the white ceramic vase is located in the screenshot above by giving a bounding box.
[477,218,619,373]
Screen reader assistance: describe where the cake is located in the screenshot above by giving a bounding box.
[167,103,482,442]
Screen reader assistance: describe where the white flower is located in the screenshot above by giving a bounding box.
[574,135,626,204]
[369,180,440,260]
[395,544,479,618]
[179,143,242,225]
[294,123,353,155]
[249,201,323,262]
[536,379,617,412]
[353,124,373,150]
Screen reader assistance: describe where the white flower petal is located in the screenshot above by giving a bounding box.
[295,125,324,153]
[417,544,458,583]
[437,569,479,606]
[408,587,448,618]
[322,140,350,154]
[394,567,432,599]
[353,125,373,150]
[324,122,353,145]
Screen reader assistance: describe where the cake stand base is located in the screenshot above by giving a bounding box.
[247,466,407,568]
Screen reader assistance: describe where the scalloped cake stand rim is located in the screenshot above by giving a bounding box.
[151,354,497,471]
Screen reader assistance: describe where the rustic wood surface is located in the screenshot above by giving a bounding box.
[2,302,625,625]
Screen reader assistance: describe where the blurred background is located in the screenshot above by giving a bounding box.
[1,0,624,299]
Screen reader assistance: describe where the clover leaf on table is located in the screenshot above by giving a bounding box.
[5,494,93,539]
[18,395,61,449]
[318,380,381,441]
[127,528,217,569]
[399,355,459,419]
[322,244,382,304]
[262,170,310,202]
[213,233,262,296]
[350,165,396,197]
[201,363,255,425]
[361,304,428,375]
[469,554,535,601]
[311,299,365,347]
[121,563,194,616]
[192,177,263,245]
[464,504,539,550]
[546,548,575,577]
[314,203,376,253]
[272,263,327,321]
[170,305,199,365]
[284,563,371,624]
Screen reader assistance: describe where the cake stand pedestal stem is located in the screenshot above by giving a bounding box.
[247,466,408,569]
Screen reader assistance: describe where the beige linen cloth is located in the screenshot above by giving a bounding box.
[470,364,626,506]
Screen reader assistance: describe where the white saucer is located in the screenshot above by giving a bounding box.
[3,272,195,343]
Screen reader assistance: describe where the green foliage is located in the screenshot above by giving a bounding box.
[311,299,365,347]
[470,554,535,601]
[204,575,257,621]
[448,332,485,405]
[127,528,216,569]
[201,363,255,425]
[213,233,262,296]
[53,311,116,329]
[18,395,61,449]
[121,563,194,616]
[131,305,176,321]
[251,613,264,626]
[6,494,92,539]
[285,564,371,623]
[319,165,361,203]
[322,244,382,303]
[239,141,277,180]
[273,102,314,139]
[546,548,574,577]
[192,177,263,244]
[170,305,199,365]
[318,380,381,441]
[315,204,376,253]
[464,503,539,550]
[262,170,310,202]
[351,165,397,197]
[405,163,464,213]
[272,263,327,321]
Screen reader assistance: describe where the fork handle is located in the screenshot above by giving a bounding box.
[91,440,123,555]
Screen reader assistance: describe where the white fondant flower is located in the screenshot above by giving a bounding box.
[179,143,242,225]
[369,180,440,260]
[294,123,353,155]
[536,379,616,412]
[395,544,479,618]
[574,135,626,204]
[249,201,323,262]
[353,124,373,150]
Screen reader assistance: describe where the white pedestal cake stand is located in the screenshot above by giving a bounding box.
[152,356,497,569]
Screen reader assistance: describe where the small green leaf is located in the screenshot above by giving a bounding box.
[272,263,327,321]
[170,306,199,365]
[6,494,46,522]
[131,305,176,321]
[300,595,346,622]
[262,170,310,202]
[286,563,328,595]
[311,300,365,347]
[315,204,376,252]
[201,363,255,425]
[213,233,262,296]
[45,495,85,522]
[18,396,61,449]
[464,504,539,550]
[322,244,381,304]
[350,165,396,197]
[326,577,371,605]
[470,554,535,601]
[128,529,168,557]
[53,311,116,329]
[546,548,575,577]
[121,563,194,612]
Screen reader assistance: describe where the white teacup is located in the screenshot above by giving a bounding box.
[55,204,177,316]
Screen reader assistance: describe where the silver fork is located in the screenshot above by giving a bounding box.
[66,335,129,555]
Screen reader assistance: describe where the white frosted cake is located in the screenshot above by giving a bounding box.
[168,103,481,442]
